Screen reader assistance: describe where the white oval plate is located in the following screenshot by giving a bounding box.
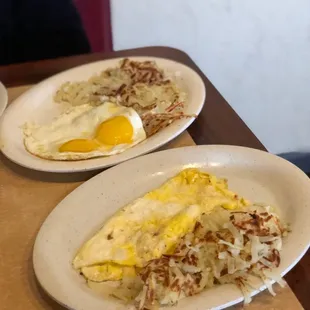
[0,57,205,173]
[0,81,8,117]
[33,145,310,310]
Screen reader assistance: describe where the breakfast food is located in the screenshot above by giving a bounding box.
[73,169,289,309]
[54,58,192,138]
[23,59,194,161]
[54,59,184,110]
[73,169,248,270]
[23,102,146,160]
[135,205,287,308]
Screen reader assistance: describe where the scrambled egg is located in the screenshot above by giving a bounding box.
[145,168,248,210]
[73,169,249,281]
[81,265,136,282]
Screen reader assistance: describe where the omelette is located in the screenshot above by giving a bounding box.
[73,169,249,282]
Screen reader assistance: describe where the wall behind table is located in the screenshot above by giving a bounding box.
[111,0,310,157]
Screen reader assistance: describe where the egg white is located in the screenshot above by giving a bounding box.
[23,102,146,161]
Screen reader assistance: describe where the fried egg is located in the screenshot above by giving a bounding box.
[73,169,250,281]
[23,102,146,160]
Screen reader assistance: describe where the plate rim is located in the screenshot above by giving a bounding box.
[33,145,310,310]
[0,81,8,116]
[0,56,206,173]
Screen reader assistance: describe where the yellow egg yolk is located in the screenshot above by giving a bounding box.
[95,115,133,145]
[59,139,100,153]
[59,116,133,153]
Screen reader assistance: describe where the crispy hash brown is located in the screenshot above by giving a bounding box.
[54,58,193,138]
[135,206,288,309]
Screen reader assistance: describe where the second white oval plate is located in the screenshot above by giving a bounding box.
[33,145,310,310]
[0,57,205,173]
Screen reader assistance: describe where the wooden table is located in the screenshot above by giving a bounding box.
[0,47,303,310]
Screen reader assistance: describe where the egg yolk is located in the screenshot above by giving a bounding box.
[59,139,100,153]
[95,116,133,145]
[59,116,133,153]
